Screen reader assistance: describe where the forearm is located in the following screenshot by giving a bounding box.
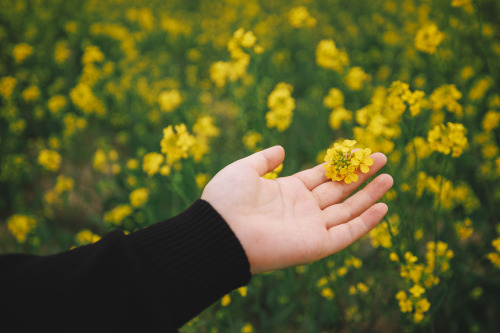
[0,200,251,331]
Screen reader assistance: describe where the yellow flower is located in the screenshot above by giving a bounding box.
[265,83,295,131]
[142,152,164,176]
[221,294,231,306]
[430,84,463,116]
[0,76,17,99]
[288,6,316,28]
[130,188,149,208]
[241,323,253,333]
[82,45,105,65]
[195,173,210,189]
[415,23,444,54]
[7,214,36,243]
[22,85,40,102]
[321,287,335,300]
[158,89,182,112]
[482,111,500,132]
[329,107,353,129]
[324,88,345,109]
[48,95,67,114]
[242,131,262,151]
[452,0,472,7]
[75,229,101,245]
[13,43,33,63]
[344,67,371,91]
[193,115,220,138]
[38,149,61,172]
[324,140,372,184]
[409,284,426,298]
[104,204,132,225]
[238,286,248,297]
[427,122,468,157]
[160,124,196,165]
[263,163,283,180]
[316,39,349,72]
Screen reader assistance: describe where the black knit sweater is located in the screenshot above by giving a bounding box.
[0,200,252,332]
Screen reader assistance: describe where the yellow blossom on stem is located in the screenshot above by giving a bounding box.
[427,122,468,157]
[415,23,444,54]
[7,214,36,243]
[142,152,164,176]
[324,140,373,184]
[130,188,149,208]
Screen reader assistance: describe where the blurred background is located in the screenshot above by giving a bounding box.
[1,0,499,331]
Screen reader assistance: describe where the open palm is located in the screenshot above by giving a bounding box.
[202,146,393,274]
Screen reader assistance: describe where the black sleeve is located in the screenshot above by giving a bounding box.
[0,199,252,332]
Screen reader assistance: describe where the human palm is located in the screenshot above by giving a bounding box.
[202,146,393,274]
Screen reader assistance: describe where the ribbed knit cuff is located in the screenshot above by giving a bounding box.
[127,199,251,328]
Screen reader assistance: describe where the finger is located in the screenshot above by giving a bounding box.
[236,145,285,176]
[293,163,329,191]
[312,153,388,209]
[325,202,388,255]
[322,173,393,229]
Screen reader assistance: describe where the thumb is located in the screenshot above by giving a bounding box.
[239,146,285,176]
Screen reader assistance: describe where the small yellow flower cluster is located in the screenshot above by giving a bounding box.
[487,231,500,269]
[323,140,373,184]
[263,163,283,180]
[22,85,40,102]
[349,282,369,295]
[242,131,262,152]
[161,124,196,166]
[38,149,62,172]
[75,229,101,246]
[344,67,371,91]
[265,82,295,131]
[195,173,210,189]
[220,286,248,307]
[454,218,474,240]
[7,214,36,243]
[288,6,316,29]
[0,76,17,99]
[369,214,400,248]
[324,88,352,130]
[482,110,500,132]
[395,243,454,323]
[316,39,349,73]
[451,0,472,7]
[142,152,167,177]
[469,78,492,101]
[44,175,74,206]
[416,172,479,213]
[210,28,261,88]
[93,149,121,174]
[70,82,106,116]
[129,188,149,208]
[430,84,463,117]
[12,43,33,63]
[241,323,253,333]
[104,204,133,225]
[414,23,445,54]
[158,89,182,112]
[47,95,67,114]
[54,41,71,64]
[427,122,468,157]
[387,81,426,118]
[63,113,87,137]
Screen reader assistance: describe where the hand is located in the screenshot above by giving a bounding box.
[201,146,393,274]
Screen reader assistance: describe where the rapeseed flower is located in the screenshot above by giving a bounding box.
[288,6,316,28]
[265,82,295,131]
[0,76,17,99]
[38,149,61,172]
[12,43,33,62]
[324,140,373,184]
[427,122,468,157]
[142,152,164,176]
[7,214,36,243]
[415,23,444,54]
[323,88,344,109]
[130,188,149,208]
[104,204,132,225]
[316,39,349,73]
[75,229,101,245]
[160,124,196,165]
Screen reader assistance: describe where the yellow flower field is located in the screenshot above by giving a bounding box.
[1,0,499,331]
